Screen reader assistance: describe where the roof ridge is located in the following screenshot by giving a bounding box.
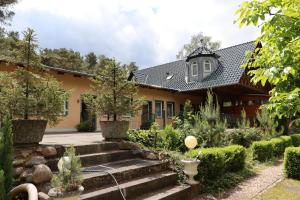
[138,59,185,72]
[214,40,256,52]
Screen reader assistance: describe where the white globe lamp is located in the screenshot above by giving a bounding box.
[184,136,198,150]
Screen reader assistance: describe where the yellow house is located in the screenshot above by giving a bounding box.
[0,41,270,132]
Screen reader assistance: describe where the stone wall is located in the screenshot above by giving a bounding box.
[13,145,57,195]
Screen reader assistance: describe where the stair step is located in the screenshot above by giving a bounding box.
[47,150,137,171]
[82,159,169,191]
[132,184,191,200]
[53,142,120,157]
[80,171,178,200]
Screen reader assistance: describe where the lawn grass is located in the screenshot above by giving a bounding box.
[255,179,300,200]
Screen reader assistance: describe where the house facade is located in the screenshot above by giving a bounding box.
[0,41,270,132]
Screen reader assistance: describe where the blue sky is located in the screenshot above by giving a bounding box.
[6,0,259,68]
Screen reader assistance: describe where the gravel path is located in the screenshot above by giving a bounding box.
[194,161,283,200]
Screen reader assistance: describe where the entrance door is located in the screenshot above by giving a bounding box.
[140,101,153,129]
[80,98,97,132]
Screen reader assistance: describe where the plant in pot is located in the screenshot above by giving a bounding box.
[48,146,84,200]
[84,58,144,140]
[0,28,69,146]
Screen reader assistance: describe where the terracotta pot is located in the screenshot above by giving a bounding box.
[12,120,48,146]
[100,121,129,139]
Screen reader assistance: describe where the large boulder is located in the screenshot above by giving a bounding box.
[25,156,47,167]
[32,164,53,184]
[41,146,57,158]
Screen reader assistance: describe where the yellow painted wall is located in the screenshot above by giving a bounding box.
[0,63,203,131]
[0,63,94,132]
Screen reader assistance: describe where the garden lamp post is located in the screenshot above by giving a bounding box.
[181,136,200,185]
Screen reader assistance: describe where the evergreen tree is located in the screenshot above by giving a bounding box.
[0,116,14,199]
[193,90,226,147]
[85,52,97,68]
[0,0,18,24]
[84,58,144,121]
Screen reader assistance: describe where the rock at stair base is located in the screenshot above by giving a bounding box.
[38,192,50,200]
[25,156,47,167]
[32,164,53,184]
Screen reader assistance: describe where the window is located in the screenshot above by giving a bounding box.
[191,62,198,76]
[167,102,175,118]
[155,101,163,118]
[63,99,69,116]
[223,101,232,107]
[204,60,212,72]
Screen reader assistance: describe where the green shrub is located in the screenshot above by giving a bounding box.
[291,134,300,147]
[251,141,273,161]
[0,117,14,199]
[160,125,184,151]
[127,129,153,147]
[75,120,94,132]
[185,145,246,181]
[284,147,300,179]
[270,136,292,157]
[224,128,262,147]
[252,135,293,161]
[0,170,5,200]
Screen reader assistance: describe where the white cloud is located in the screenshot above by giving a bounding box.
[10,0,259,68]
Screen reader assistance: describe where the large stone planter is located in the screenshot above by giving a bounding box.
[181,159,200,185]
[100,121,129,140]
[12,120,48,146]
[48,186,84,200]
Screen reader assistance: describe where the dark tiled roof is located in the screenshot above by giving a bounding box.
[135,41,256,91]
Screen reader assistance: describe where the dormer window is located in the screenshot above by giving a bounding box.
[191,62,198,76]
[204,60,212,73]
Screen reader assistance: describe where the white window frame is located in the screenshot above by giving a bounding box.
[204,60,212,73]
[191,62,198,76]
[167,102,175,118]
[63,99,69,116]
[155,101,163,118]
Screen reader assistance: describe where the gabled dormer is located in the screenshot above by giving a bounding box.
[185,46,220,83]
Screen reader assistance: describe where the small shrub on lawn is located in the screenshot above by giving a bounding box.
[284,147,300,179]
[290,134,300,147]
[251,141,273,162]
[185,145,246,181]
[270,136,292,157]
[160,125,184,151]
[252,135,293,161]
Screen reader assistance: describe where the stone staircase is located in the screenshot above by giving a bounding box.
[47,142,199,200]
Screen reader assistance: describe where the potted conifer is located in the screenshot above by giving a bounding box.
[0,28,68,145]
[84,58,144,140]
[48,146,84,200]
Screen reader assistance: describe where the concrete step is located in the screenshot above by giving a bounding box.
[80,171,178,200]
[53,142,120,157]
[82,159,169,192]
[47,150,137,171]
[131,184,192,200]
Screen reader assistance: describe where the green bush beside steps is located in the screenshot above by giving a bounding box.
[185,145,246,181]
[251,134,300,162]
[284,147,300,179]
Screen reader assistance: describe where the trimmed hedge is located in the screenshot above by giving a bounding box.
[284,147,300,179]
[270,136,292,157]
[251,136,293,161]
[251,141,273,161]
[291,134,300,147]
[185,145,246,181]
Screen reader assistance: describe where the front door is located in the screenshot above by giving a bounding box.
[140,101,153,129]
[80,97,97,132]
